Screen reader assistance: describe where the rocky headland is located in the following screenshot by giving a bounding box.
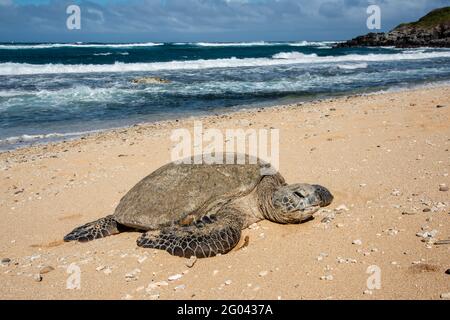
[337,7,450,48]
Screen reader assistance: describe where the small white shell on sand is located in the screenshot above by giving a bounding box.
[168,274,183,281]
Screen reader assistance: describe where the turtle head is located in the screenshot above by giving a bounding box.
[271,183,333,224]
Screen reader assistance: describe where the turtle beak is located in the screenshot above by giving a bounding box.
[293,184,334,208]
[298,204,321,216]
[312,184,334,207]
[292,205,319,223]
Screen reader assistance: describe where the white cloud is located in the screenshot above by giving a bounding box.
[0,0,448,42]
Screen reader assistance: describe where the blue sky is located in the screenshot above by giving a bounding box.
[0,0,448,42]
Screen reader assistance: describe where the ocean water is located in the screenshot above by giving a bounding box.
[1,41,450,150]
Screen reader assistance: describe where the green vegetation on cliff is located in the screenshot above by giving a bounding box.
[395,6,450,30]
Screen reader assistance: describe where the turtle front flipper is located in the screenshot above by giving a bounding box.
[64,215,122,242]
[137,207,244,258]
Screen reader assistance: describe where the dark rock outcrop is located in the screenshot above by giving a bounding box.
[337,7,450,48]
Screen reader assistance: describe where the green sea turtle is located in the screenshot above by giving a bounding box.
[64,154,333,258]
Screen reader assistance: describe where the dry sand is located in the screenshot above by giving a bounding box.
[0,85,449,300]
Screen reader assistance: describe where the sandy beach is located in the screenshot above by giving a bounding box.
[0,85,449,300]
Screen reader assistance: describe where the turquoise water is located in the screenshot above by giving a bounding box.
[1,41,450,149]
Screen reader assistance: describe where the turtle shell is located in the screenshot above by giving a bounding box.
[113,155,271,230]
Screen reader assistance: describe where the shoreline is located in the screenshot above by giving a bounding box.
[2,79,449,156]
[0,84,449,299]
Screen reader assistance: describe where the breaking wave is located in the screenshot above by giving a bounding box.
[1,51,450,76]
[0,42,163,49]
[336,63,369,69]
[0,130,103,146]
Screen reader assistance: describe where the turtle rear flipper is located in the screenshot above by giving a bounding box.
[137,207,244,258]
[64,215,122,242]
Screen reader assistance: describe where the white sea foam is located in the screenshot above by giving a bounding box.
[0,42,163,49]
[0,130,103,146]
[194,41,272,47]
[271,50,450,62]
[287,41,338,47]
[93,52,113,56]
[0,86,138,112]
[0,90,34,97]
[337,63,368,70]
[179,41,338,47]
[1,51,449,76]
[93,52,130,56]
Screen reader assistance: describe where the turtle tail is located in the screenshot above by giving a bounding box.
[136,207,244,258]
[64,215,123,242]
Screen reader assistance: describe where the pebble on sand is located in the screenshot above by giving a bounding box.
[125,269,141,281]
[33,274,43,282]
[248,223,259,230]
[441,292,450,299]
[30,254,41,262]
[148,293,160,300]
[137,256,147,264]
[402,211,417,215]
[337,257,357,264]
[168,274,183,281]
[259,271,269,277]
[39,266,54,275]
[317,253,329,261]
[174,284,186,292]
[224,280,232,285]
[417,229,438,239]
[125,275,137,281]
[147,281,169,290]
[185,256,197,268]
[439,184,449,192]
[1,258,11,265]
[335,204,349,212]
[320,275,333,281]
[321,215,335,223]
[352,239,362,245]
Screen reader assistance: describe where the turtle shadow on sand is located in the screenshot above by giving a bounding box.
[64,154,333,258]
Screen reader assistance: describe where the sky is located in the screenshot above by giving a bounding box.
[0,0,448,43]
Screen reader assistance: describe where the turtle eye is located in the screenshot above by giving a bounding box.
[293,191,305,198]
